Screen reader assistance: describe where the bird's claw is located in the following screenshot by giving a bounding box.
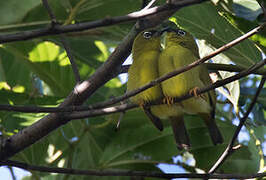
[163,96,174,105]
[139,101,146,109]
[189,87,203,98]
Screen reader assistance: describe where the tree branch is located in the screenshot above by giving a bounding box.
[0,22,265,114]
[120,63,266,75]
[0,160,265,179]
[0,0,207,44]
[208,76,266,173]
[66,59,266,120]
[7,58,257,120]
[85,23,266,110]
[0,62,265,114]
[41,0,57,23]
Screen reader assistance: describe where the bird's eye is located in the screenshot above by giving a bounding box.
[143,31,153,39]
[177,30,186,36]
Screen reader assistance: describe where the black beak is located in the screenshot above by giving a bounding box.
[160,27,171,34]
[160,27,179,35]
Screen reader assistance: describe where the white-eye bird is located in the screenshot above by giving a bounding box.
[127,28,164,131]
[157,25,223,149]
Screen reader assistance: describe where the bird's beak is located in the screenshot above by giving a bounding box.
[160,31,167,50]
[160,27,171,34]
[159,26,174,50]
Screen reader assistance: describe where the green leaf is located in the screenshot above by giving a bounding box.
[1,39,104,96]
[174,2,262,67]
[197,40,240,113]
[0,90,62,133]
[213,0,266,53]
[99,109,177,170]
[0,0,41,25]
[192,144,258,173]
[0,48,33,92]
[233,0,262,21]
[240,87,266,107]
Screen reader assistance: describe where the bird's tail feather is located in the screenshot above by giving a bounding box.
[203,117,224,145]
[143,107,164,131]
[170,116,190,150]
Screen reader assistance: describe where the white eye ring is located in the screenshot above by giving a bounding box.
[143,31,152,39]
[177,30,186,36]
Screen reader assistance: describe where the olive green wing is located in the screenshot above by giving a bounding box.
[199,64,223,145]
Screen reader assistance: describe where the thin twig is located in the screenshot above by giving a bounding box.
[41,0,81,83]
[0,0,207,44]
[0,59,264,114]
[143,0,157,10]
[0,160,265,179]
[208,76,266,173]
[66,59,266,119]
[59,36,81,82]
[7,166,16,180]
[0,23,264,115]
[87,23,266,110]
[41,0,56,23]
[120,63,266,75]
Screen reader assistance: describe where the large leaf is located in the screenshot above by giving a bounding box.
[0,48,33,92]
[1,38,104,96]
[174,2,262,67]
[0,90,62,133]
[198,40,240,113]
[0,0,41,25]
[213,0,266,52]
[232,0,262,21]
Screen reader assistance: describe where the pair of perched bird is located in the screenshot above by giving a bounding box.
[127,22,223,149]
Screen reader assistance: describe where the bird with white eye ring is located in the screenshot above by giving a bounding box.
[127,28,164,131]
[156,25,223,148]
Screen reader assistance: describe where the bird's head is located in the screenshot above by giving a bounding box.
[132,28,161,54]
[159,22,199,56]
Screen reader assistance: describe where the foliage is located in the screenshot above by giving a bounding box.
[0,0,265,179]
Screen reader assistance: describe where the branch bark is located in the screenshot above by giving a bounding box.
[67,59,266,119]
[121,63,266,75]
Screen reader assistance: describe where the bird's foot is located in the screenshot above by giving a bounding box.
[189,87,203,98]
[163,96,174,105]
[139,101,146,109]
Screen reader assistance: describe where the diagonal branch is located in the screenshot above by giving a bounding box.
[86,23,266,110]
[10,59,258,120]
[208,76,266,173]
[120,63,266,75]
[65,59,266,119]
[41,0,56,23]
[0,22,265,114]
[58,36,81,83]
